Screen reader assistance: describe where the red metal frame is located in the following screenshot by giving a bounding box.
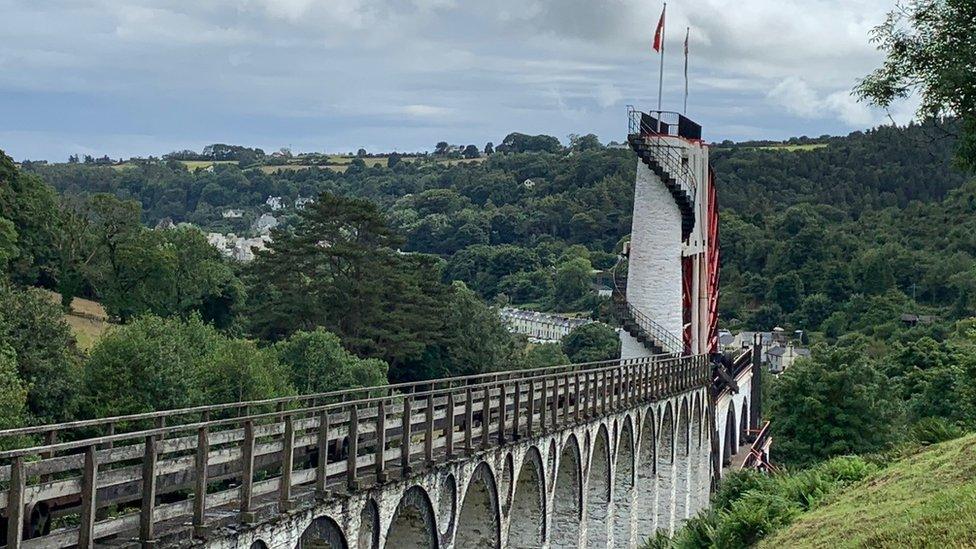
[706,167,720,354]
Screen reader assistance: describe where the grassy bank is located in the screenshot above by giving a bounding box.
[763,434,976,548]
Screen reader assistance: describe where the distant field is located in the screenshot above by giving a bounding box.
[65,315,110,351]
[256,156,486,174]
[67,156,486,174]
[40,290,112,351]
[753,143,828,152]
[258,164,330,174]
[181,160,236,170]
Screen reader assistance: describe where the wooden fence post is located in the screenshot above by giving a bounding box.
[6,456,25,549]
[552,376,569,430]
[239,421,256,524]
[193,423,209,537]
[424,394,435,467]
[347,404,359,490]
[573,373,580,422]
[539,378,547,433]
[316,409,331,499]
[512,381,522,440]
[496,383,507,444]
[78,446,98,548]
[140,435,159,547]
[464,387,474,452]
[376,399,388,482]
[402,395,413,475]
[280,414,295,511]
[445,392,456,459]
[481,386,491,448]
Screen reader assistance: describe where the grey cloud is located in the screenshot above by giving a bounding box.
[0,0,905,160]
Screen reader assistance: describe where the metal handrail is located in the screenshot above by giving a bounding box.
[610,259,685,356]
[627,106,699,200]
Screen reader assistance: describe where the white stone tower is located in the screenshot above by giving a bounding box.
[616,108,719,358]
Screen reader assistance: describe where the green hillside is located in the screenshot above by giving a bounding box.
[762,434,976,548]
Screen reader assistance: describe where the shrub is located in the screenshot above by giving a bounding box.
[660,456,878,548]
[910,417,965,445]
[713,492,800,547]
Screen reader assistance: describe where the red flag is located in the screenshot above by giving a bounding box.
[652,6,666,52]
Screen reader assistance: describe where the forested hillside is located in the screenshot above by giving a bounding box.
[6,119,975,448]
[25,121,974,335]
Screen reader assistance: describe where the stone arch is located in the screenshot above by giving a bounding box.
[507,446,546,548]
[740,397,750,444]
[454,462,501,548]
[655,401,676,535]
[674,398,691,523]
[612,415,636,547]
[499,453,514,513]
[551,434,582,548]
[437,475,456,536]
[250,541,268,549]
[635,406,657,540]
[299,515,348,549]
[585,424,612,547]
[722,401,737,467]
[358,499,380,549]
[386,486,438,549]
[689,396,704,517]
[547,440,557,486]
[692,393,703,447]
[700,399,713,504]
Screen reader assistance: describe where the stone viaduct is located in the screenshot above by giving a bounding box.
[0,350,762,549]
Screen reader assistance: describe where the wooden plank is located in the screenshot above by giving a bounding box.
[193,425,209,534]
[464,387,473,452]
[444,393,455,458]
[401,396,412,474]
[6,456,25,549]
[279,415,294,510]
[375,400,387,482]
[239,421,255,522]
[316,410,329,498]
[139,435,158,548]
[346,406,358,490]
[77,446,97,548]
[424,395,434,466]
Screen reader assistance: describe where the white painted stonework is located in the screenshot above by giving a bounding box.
[619,332,649,360]
[625,160,683,342]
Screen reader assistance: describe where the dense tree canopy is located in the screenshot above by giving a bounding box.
[273,328,388,394]
[562,323,621,364]
[0,285,81,422]
[856,0,976,169]
[769,346,903,466]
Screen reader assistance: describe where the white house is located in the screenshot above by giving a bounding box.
[499,307,594,342]
[252,213,278,234]
[768,344,811,374]
[266,196,284,211]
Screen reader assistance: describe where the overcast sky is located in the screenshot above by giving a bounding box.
[0,0,919,160]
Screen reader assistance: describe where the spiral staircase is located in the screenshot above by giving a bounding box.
[611,261,684,357]
[627,107,699,241]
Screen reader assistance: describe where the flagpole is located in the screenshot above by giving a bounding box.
[657,2,666,113]
[684,26,689,114]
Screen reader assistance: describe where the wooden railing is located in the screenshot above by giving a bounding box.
[0,354,710,549]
